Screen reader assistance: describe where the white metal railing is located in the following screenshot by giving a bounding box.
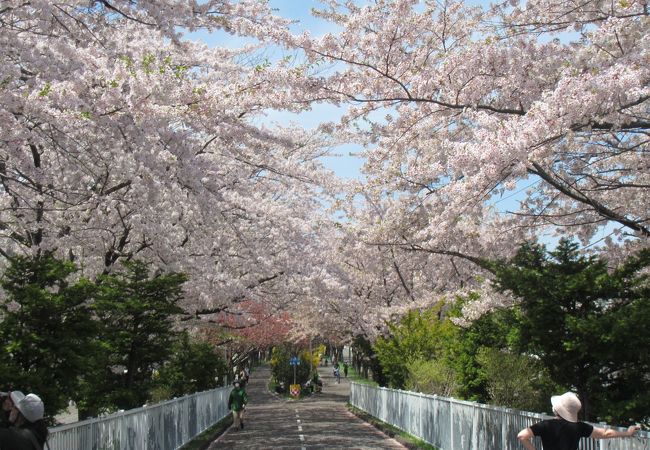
[350,383,650,450]
[47,387,231,450]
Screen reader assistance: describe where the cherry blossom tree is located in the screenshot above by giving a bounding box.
[0,1,336,325]
[286,216,442,341]
[4,0,648,341]
[274,0,650,324]
[207,299,292,348]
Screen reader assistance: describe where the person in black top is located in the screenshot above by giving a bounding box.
[517,391,640,450]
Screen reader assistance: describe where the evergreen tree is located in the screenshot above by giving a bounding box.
[81,260,187,414]
[0,254,97,418]
[494,240,650,423]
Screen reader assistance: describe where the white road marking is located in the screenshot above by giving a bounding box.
[298,425,303,431]
[299,434,305,441]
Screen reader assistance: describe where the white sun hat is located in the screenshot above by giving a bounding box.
[551,392,582,422]
[15,393,44,422]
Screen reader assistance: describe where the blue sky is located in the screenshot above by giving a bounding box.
[188,1,364,179]
[190,1,337,46]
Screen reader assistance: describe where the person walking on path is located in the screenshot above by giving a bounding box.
[333,359,340,382]
[227,381,248,431]
[0,393,49,450]
[333,366,341,384]
[343,362,348,378]
[517,392,640,450]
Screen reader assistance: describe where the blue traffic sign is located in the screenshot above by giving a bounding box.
[289,356,300,366]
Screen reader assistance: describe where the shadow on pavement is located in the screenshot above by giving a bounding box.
[208,364,405,450]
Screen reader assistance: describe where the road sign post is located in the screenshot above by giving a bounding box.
[289,356,301,397]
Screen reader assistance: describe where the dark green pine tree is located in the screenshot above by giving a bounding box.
[0,253,98,419]
[82,260,187,414]
[494,239,650,424]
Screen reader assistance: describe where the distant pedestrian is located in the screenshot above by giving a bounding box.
[517,392,640,450]
[0,393,49,449]
[228,381,248,431]
[334,367,341,384]
[343,362,348,378]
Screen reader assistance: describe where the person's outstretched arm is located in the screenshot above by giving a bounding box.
[517,427,537,450]
[591,425,640,439]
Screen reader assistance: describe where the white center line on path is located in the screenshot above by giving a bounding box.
[299,434,305,441]
[296,410,304,433]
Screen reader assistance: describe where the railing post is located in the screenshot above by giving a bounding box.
[501,407,506,450]
[450,397,454,450]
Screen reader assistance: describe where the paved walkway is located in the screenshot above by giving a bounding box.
[209,364,405,450]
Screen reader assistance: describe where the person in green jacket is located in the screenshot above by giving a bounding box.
[228,381,248,430]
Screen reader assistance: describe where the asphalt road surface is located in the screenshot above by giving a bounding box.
[208,364,406,450]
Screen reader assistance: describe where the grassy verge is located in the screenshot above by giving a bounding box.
[347,405,439,450]
[179,414,233,450]
[345,364,379,387]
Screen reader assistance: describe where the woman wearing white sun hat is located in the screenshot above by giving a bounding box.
[0,393,49,450]
[517,391,640,450]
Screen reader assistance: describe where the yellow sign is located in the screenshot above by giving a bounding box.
[290,384,301,397]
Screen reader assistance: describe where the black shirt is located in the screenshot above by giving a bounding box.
[531,418,594,450]
[0,426,41,450]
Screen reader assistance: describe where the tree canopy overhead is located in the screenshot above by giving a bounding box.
[274,0,650,330]
[0,0,338,328]
[1,0,649,337]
